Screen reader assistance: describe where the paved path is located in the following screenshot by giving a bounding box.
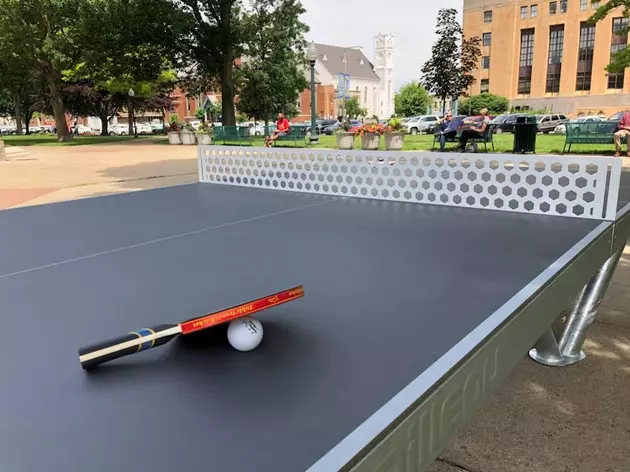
[1,142,629,471]
[0,142,198,208]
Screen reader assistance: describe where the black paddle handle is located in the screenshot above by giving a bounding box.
[78,324,177,370]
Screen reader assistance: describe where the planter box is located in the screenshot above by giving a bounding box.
[335,132,355,150]
[196,133,213,145]
[167,131,181,145]
[180,131,197,145]
[361,133,381,151]
[385,132,405,151]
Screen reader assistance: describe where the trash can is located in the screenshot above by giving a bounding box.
[513,115,537,154]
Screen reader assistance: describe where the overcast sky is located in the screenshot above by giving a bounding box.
[300,0,462,90]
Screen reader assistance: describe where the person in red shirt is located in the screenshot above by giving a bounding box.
[614,110,630,157]
[265,113,290,147]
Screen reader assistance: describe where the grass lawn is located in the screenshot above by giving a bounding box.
[4,132,620,155]
[208,133,619,155]
[2,135,159,147]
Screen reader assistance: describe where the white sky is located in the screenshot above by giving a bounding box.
[300,0,462,90]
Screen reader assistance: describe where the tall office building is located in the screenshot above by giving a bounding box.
[463,0,630,116]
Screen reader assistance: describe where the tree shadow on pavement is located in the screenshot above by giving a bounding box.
[94,158,198,194]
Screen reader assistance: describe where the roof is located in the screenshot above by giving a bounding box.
[313,43,380,81]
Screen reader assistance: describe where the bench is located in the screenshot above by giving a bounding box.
[271,126,308,147]
[562,121,619,154]
[432,124,496,153]
[213,126,252,146]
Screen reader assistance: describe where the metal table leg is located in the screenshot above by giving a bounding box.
[529,245,625,366]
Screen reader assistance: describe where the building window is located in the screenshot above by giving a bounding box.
[484,10,492,23]
[576,72,592,90]
[482,56,490,69]
[531,5,538,17]
[578,22,596,61]
[481,79,490,93]
[609,18,629,89]
[612,16,629,35]
[518,28,535,94]
[580,0,587,10]
[521,6,528,19]
[483,32,492,46]
[560,0,567,13]
[546,25,565,93]
[592,1,600,8]
[550,1,557,14]
[576,22,595,91]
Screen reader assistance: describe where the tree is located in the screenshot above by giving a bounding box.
[394,82,431,117]
[67,0,184,135]
[59,82,126,136]
[459,93,509,116]
[0,0,80,141]
[344,97,367,119]
[421,8,481,114]
[237,0,308,126]
[180,0,242,126]
[0,56,48,135]
[590,1,630,72]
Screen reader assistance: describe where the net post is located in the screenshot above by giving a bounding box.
[529,244,625,366]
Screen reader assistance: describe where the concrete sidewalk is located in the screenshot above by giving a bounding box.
[0,142,198,208]
[1,142,629,471]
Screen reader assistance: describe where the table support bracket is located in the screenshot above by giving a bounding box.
[529,244,625,367]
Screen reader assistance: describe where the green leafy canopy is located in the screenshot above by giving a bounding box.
[394,81,431,117]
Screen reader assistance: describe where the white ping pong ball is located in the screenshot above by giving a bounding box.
[227,317,263,352]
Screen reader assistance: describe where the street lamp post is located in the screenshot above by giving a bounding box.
[307,42,319,145]
[128,88,137,138]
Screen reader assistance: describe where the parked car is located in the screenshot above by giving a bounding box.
[108,124,129,136]
[134,123,153,135]
[150,123,164,134]
[607,111,624,121]
[405,115,440,135]
[553,116,603,135]
[323,120,361,135]
[491,114,527,134]
[537,113,568,133]
[73,125,93,135]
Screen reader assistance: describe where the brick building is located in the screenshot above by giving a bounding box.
[464,0,630,116]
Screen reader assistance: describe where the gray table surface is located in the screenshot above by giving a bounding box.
[0,183,602,471]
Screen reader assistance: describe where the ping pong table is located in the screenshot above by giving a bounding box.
[1,146,629,472]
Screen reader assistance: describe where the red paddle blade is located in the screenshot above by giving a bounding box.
[180,286,304,335]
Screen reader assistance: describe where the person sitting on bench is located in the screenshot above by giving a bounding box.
[436,113,465,151]
[265,113,290,147]
[459,108,490,152]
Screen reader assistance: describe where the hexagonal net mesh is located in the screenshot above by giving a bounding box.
[198,147,621,220]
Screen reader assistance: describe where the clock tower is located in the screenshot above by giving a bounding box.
[373,33,395,119]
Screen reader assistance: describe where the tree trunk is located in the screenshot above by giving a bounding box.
[14,93,23,135]
[45,68,70,141]
[218,1,236,127]
[99,111,109,136]
[24,104,34,135]
[220,58,236,126]
[264,117,270,137]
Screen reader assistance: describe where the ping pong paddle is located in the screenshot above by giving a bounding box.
[78,286,304,370]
